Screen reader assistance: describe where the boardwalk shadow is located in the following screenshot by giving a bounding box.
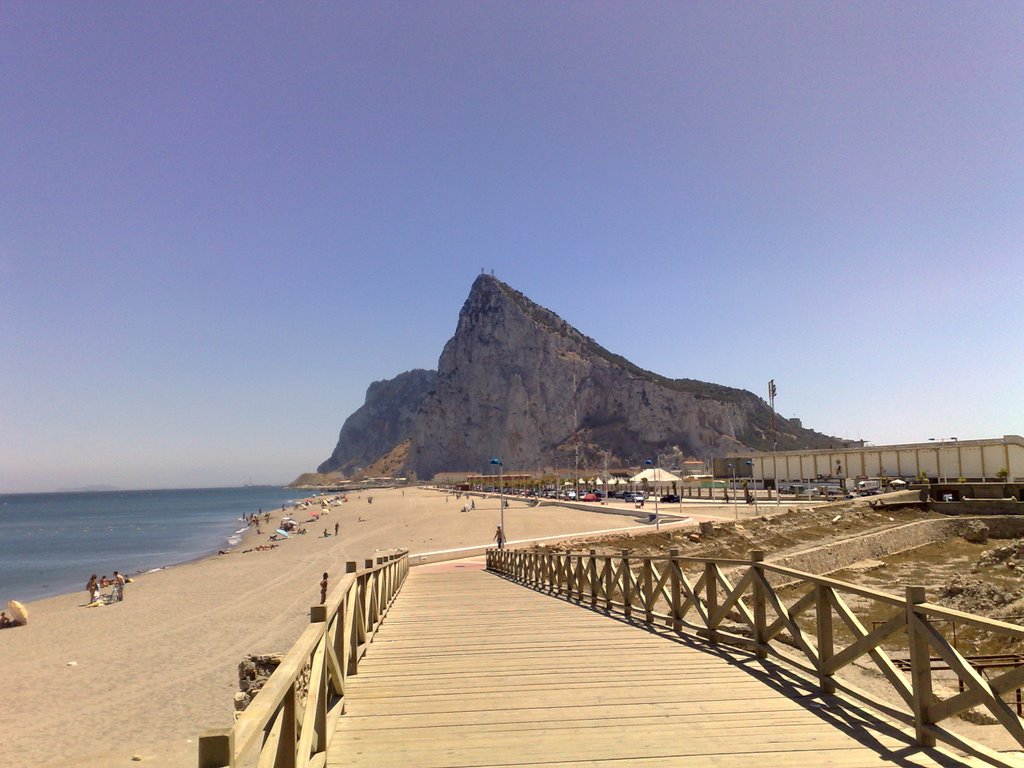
[487,569,979,768]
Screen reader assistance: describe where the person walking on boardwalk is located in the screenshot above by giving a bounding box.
[320,572,328,604]
[493,524,506,550]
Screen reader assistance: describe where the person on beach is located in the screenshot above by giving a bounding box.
[320,572,328,603]
[493,525,506,550]
[0,611,12,628]
[334,521,339,537]
[113,571,126,602]
[86,574,99,603]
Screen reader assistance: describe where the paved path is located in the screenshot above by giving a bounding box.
[328,558,981,767]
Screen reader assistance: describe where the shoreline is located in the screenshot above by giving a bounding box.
[0,486,309,607]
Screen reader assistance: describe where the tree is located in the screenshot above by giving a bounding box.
[996,468,1009,481]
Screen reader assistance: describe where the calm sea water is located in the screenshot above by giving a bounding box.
[0,487,312,605]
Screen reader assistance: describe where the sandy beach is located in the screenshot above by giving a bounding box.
[2,486,688,768]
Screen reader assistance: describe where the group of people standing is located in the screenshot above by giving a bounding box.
[85,571,126,604]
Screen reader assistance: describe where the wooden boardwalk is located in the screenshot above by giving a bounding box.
[328,558,981,768]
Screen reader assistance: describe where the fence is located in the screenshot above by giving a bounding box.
[487,547,1024,768]
[198,551,409,768]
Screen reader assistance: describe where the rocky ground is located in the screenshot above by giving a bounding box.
[539,496,941,561]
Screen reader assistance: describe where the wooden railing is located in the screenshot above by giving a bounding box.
[487,547,1024,768]
[198,551,409,768]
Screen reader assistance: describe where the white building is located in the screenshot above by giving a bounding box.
[735,435,1024,486]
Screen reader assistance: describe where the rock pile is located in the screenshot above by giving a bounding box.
[235,654,310,718]
[960,520,990,544]
[940,575,1023,612]
[973,539,1024,572]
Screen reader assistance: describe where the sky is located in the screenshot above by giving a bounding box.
[2,3,1022,493]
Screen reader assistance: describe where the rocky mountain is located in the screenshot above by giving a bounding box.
[318,369,436,476]
[318,275,838,479]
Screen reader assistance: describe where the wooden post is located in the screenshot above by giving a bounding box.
[575,555,584,603]
[346,561,357,573]
[197,728,233,768]
[604,553,614,612]
[816,583,835,693]
[751,550,767,658]
[313,637,329,756]
[589,549,598,608]
[907,585,937,747]
[276,684,297,768]
[642,557,654,624]
[704,562,718,641]
[364,559,373,570]
[310,604,327,623]
[621,550,632,619]
[669,548,682,632]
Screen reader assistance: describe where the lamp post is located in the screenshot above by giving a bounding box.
[645,458,660,529]
[490,457,504,536]
[727,463,738,519]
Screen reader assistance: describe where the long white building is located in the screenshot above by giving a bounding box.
[736,435,1024,486]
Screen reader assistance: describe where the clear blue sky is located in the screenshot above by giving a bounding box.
[2,3,1022,493]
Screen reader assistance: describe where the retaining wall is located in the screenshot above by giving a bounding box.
[764,516,1024,582]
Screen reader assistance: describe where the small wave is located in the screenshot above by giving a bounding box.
[227,533,243,546]
[144,567,166,574]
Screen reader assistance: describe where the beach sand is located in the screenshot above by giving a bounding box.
[2,486,669,768]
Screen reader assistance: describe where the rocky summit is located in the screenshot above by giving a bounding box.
[318,275,837,478]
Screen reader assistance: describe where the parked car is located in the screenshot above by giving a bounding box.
[581,492,598,502]
[621,492,637,502]
[660,494,680,503]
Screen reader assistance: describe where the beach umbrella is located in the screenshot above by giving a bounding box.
[275,528,290,538]
[8,599,27,624]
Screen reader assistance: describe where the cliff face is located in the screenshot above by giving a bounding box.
[317,369,436,475]
[320,275,838,478]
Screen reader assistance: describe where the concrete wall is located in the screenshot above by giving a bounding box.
[743,435,1024,485]
[930,499,1022,515]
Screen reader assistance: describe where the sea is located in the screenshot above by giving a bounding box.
[0,486,314,605]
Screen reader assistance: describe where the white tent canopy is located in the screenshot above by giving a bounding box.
[628,468,682,486]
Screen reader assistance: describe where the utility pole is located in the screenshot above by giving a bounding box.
[769,379,780,507]
[572,362,580,502]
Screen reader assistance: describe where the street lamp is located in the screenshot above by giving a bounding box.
[727,463,738,519]
[645,458,660,529]
[490,457,504,537]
